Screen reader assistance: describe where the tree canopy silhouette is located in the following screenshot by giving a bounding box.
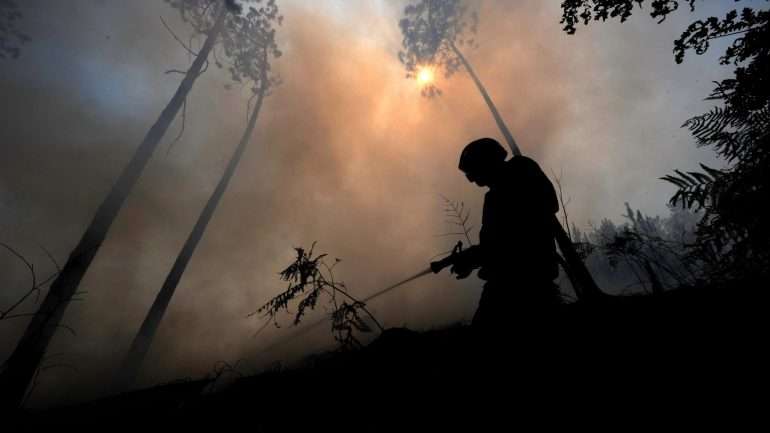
[0,0,28,60]
[561,0,770,282]
[560,0,696,33]
[398,0,477,97]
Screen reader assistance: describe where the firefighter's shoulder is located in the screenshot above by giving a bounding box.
[507,155,542,173]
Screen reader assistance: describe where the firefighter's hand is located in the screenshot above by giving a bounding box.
[450,262,474,280]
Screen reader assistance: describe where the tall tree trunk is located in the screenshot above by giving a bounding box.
[450,42,604,300]
[450,42,521,156]
[112,67,269,393]
[0,6,227,409]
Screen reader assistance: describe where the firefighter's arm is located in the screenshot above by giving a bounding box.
[429,242,482,279]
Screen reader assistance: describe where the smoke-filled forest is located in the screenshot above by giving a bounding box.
[1,0,768,426]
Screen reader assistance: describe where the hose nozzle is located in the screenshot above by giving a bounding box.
[429,241,463,273]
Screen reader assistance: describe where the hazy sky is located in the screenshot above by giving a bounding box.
[0,0,743,407]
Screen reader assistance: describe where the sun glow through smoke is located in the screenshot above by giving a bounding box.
[416,66,435,86]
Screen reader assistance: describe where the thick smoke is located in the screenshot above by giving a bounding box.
[1,0,731,407]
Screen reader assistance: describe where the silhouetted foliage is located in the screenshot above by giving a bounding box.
[561,0,770,283]
[164,0,282,90]
[608,204,700,289]
[0,0,28,60]
[398,0,478,97]
[217,0,283,91]
[438,195,475,247]
[255,244,381,350]
[576,204,702,294]
[560,0,696,35]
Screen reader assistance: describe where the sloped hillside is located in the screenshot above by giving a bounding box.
[25,283,766,428]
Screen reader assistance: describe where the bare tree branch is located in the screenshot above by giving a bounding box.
[1,242,60,321]
[160,15,198,57]
[37,243,61,273]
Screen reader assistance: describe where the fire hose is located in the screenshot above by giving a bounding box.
[260,241,467,352]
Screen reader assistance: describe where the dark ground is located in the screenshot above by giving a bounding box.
[14,282,768,428]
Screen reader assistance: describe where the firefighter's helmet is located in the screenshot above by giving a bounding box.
[458,137,508,173]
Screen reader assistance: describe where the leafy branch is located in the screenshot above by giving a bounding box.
[560,0,697,35]
[661,165,721,210]
[438,195,474,246]
[253,243,383,350]
[674,7,769,64]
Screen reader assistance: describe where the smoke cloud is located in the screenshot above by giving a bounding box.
[0,0,732,407]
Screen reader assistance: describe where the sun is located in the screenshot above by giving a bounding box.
[416,66,435,86]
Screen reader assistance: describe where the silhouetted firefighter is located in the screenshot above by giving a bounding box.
[438,138,562,333]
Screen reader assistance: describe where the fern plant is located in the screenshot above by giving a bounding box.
[662,102,769,280]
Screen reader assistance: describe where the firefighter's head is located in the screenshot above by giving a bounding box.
[459,138,508,187]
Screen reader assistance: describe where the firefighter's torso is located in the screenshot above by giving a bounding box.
[478,157,558,281]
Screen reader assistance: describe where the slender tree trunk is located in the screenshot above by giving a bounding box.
[450,42,604,300]
[450,42,521,155]
[112,67,269,393]
[0,6,227,409]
